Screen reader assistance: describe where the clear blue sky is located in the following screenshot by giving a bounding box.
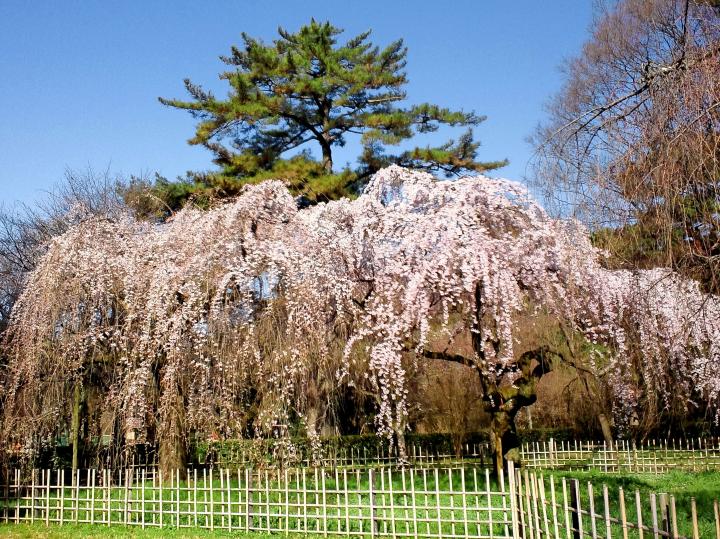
[0,0,593,206]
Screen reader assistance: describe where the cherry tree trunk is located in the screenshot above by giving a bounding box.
[159,394,187,481]
[489,410,521,477]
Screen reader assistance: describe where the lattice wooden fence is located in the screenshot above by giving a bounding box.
[520,438,720,473]
[2,465,719,538]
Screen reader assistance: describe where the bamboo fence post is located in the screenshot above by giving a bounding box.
[158,470,164,529]
[485,468,494,539]
[13,469,18,525]
[518,467,529,539]
[344,469,351,535]
[650,493,659,539]
[321,468,328,536]
[690,498,699,539]
[369,468,377,539]
[434,468,442,539]
[44,469,51,526]
[30,469,35,524]
[123,468,130,526]
[245,468,251,532]
[536,475,550,537]
[423,467,431,536]
[140,469,145,529]
[410,468,418,539]
[539,475,551,539]
[635,490,644,539]
[283,468,290,536]
[531,473,542,539]
[462,468,470,539]
[713,499,720,539]
[89,469,96,526]
[55,470,62,526]
[659,493,670,537]
[619,488,628,539]
[209,468,215,531]
[570,479,582,539]
[219,468,225,529]
[508,465,519,539]
[265,470,270,532]
[401,468,409,537]
[589,482,597,539]
[522,470,534,539]
[550,475,560,539]
[602,484,611,539]
[669,495,678,539]
[176,469,181,529]
[193,469,198,528]
[388,467,397,538]
[302,468,308,533]
[149,470,158,526]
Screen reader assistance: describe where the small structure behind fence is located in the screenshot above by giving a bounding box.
[1,464,719,538]
[520,438,720,473]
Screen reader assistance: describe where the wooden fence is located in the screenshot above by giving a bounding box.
[0,465,511,537]
[520,438,720,473]
[506,465,720,539]
[2,465,719,538]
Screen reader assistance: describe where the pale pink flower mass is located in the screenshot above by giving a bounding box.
[2,166,719,450]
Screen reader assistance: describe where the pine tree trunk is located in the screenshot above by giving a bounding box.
[320,137,333,173]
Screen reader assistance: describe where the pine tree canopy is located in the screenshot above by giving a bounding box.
[154,19,506,209]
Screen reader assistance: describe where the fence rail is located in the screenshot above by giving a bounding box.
[2,464,719,538]
[520,438,720,473]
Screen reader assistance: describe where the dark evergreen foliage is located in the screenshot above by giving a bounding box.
[150,19,506,213]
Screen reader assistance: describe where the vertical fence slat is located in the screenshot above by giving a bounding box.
[589,481,598,539]
[602,484,611,539]
[550,475,560,539]
[636,490,644,539]
[571,478,583,539]
[690,498,699,539]
[508,465,520,539]
[619,487,628,539]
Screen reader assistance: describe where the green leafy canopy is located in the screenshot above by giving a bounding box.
[154,19,506,211]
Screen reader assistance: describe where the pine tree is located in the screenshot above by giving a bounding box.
[158,19,506,205]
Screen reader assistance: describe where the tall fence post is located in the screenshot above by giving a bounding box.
[245,468,252,532]
[368,468,377,538]
[569,479,582,539]
[508,464,521,539]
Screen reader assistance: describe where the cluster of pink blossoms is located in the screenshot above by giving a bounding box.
[2,166,718,449]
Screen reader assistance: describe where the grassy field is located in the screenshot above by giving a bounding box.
[1,467,718,538]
